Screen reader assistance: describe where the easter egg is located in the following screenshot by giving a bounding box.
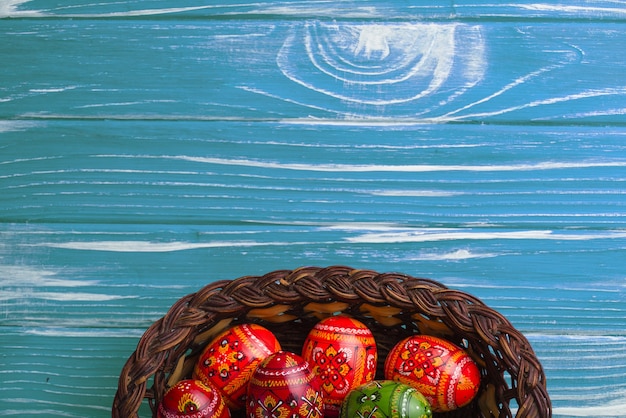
[302,315,377,417]
[384,335,481,412]
[340,380,432,418]
[246,351,324,418]
[157,379,230,418]
[193,323,281,410]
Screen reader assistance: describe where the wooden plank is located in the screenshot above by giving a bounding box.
[2,19,625,123]
[2,121,626,225]
[4,0,626,20]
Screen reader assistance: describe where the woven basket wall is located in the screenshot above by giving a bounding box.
[112,265,551,418]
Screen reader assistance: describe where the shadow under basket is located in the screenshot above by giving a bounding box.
[113,266,551,418]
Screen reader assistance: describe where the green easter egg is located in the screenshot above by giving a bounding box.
[340,380,432,418]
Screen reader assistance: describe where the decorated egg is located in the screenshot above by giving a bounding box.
[193,323,281,410]
[340,380,432,418]
[384,334,481,412]
[302,315,377,417]
[246,351,324,418]
[157,379,230,418]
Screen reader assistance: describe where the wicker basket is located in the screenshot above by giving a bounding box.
[113,266,551,418]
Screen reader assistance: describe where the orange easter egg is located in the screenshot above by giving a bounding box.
[193,323,281,410]
[384,335,481,412]
[302,315,377,418]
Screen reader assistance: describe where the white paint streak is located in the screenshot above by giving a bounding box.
[32,240,307,252]
[277,22,485,106]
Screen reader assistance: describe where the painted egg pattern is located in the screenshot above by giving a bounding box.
[302,315,377,418]
[340,380,432,418]
[157,379,230,418]
[193,323,281,410]
[246,351,324,418]
[384,335,481,412]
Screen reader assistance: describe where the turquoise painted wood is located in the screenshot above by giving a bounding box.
[1,1,625,417]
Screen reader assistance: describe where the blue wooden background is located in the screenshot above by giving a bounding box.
[1,1,626,416]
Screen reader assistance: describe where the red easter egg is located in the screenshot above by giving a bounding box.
[246,351,324,418]
[157,379,230,418]
[193,323,281,410]
[302,315,377,418]
[384,335,481,412]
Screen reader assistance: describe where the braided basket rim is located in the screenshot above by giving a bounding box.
[112,265,552,418]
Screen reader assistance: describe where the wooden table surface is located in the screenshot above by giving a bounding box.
[1,1,626,416]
